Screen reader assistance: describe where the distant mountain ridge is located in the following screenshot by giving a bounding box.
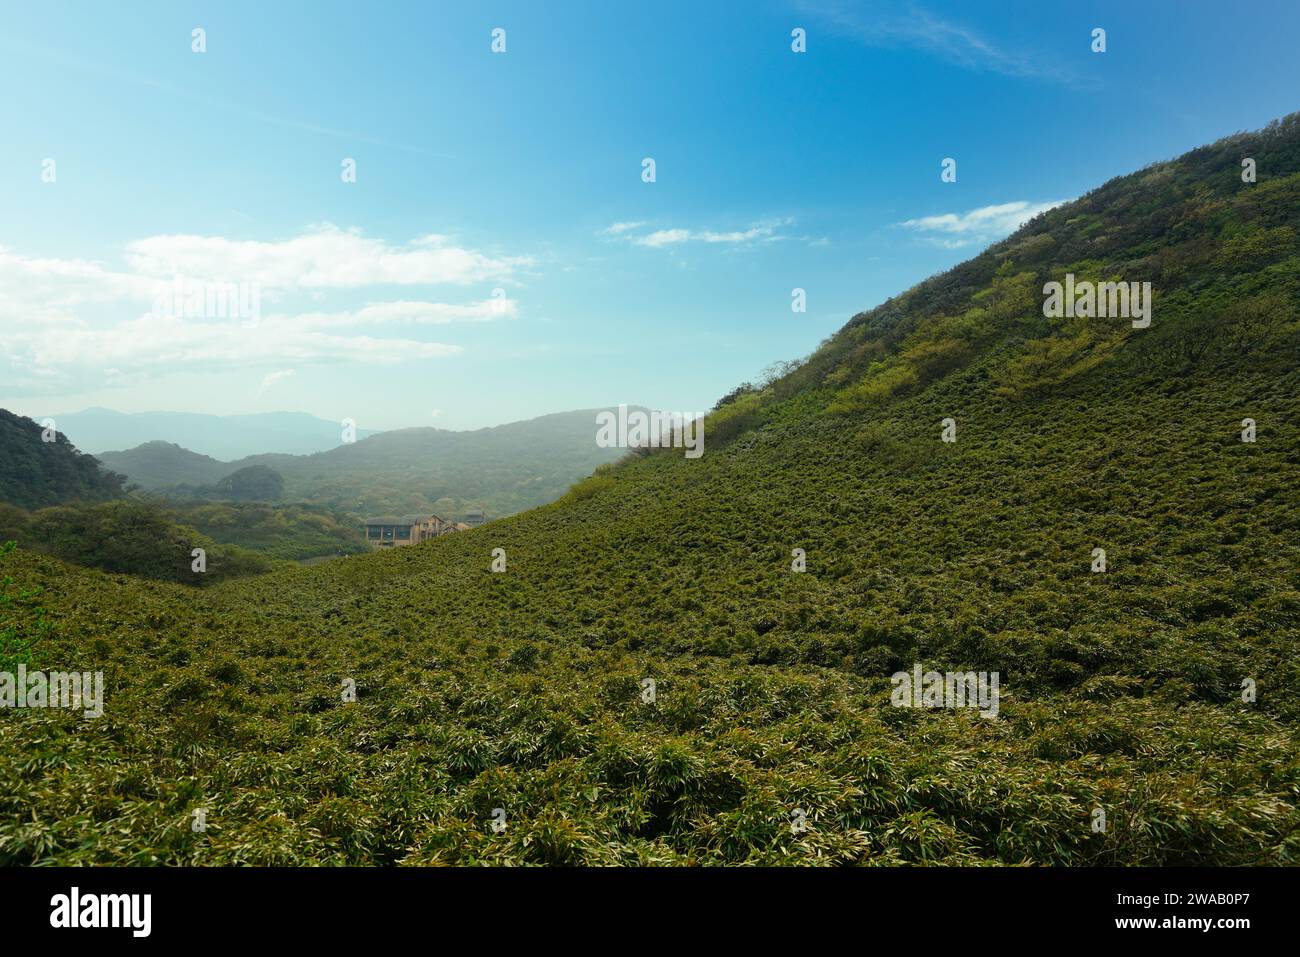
[46,408,381,459]
[95,407,644,519]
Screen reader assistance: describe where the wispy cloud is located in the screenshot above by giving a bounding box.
[598,221,646,237]
[0,36,454,159]
[2,310,465,393]
[794,1,1081,85]
[898,199,1068,248]
[294,298,518,327]
[602,218,793,248]
[259,369,295,393]
[124,224,532,289]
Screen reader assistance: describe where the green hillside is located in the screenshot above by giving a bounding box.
[0,422,354,569]
[0,409,127,509]
[2,118,1299,865]
[97,441,230,489]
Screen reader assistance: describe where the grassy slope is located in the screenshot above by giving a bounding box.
[2,120,1299,865]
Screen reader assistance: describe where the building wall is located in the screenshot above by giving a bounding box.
[365,516,454,547]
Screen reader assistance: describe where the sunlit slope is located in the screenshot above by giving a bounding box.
[2,117,1298,865]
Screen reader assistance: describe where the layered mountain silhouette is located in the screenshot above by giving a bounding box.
[48,408,382,459]
[96,408,643,518]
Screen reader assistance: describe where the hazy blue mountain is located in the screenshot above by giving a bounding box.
[93,407,645,519]
[48,408,380,459]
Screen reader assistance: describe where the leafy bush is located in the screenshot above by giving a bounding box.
[20,500,271,584]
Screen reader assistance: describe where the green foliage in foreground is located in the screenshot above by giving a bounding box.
[1,119,1299,865]
[0,541,48,673]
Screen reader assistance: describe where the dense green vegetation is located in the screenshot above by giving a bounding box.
[2,501,271,585]
[212,465,285,503]
[0,541,47,673]
[1,498,365,572]
[158,501,367,562]
[0,413,359,569]
[0,418,259,580]
[0,409,126,509]
[1,120,1298,865]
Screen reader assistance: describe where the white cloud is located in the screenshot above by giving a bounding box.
[123,224,531,288]
[604,218,792,249]
[291,297,518,328]
[0,246,156,323]
[0,226,525,394]
[259,369,295,393]
[6,312,460,370]
[598,221,646,237]
[898,200,1067,248]
[635,228,694,248]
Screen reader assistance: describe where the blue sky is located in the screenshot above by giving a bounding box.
[3,0,1299,432]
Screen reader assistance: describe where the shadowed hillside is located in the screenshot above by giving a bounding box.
[0,409,126,510]
[3,118,1298,865]
[97,441,230,489]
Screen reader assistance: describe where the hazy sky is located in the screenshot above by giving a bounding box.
[4,0,1299,431]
